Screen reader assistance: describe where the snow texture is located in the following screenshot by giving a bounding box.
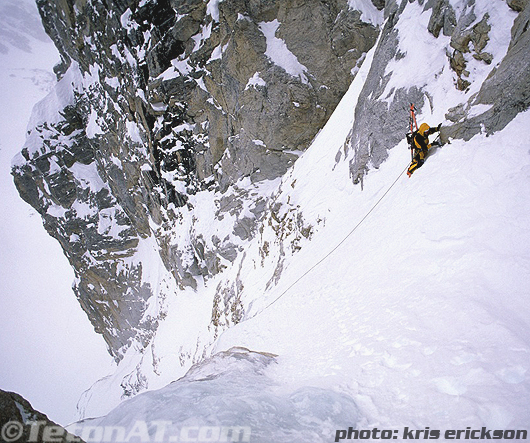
[78,0,529,434]
[348,0,384,26]
[75,348,359,443]
[258,20,309,83]
[244,72,266,90]
[8,0,530,435]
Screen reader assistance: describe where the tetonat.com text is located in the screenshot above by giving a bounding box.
[0,420,251,442]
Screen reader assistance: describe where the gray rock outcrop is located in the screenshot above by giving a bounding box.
[0,389,82,443]
[345,0,530,184]
[10,0,530,413]
[445,0,530,141]
[12,0,381,361]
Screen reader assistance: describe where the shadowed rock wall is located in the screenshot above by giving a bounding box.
[12,0,381,360]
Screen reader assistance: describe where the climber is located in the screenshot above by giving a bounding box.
[407,122,441,177]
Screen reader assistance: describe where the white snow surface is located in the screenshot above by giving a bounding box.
[216,110,530,431]
[245,72,267,90]
[74,347,360,443]
[206,0,221,22]
[258,20,309,83]
[76,0,530,436]
[348,0,384,26]
[5,0,529,436]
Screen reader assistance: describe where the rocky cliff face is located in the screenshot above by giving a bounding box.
[12,0,381,361]
[12,0,530,414]
[345,0,530,184]
[345,0,530,183]
[0,389,82,443]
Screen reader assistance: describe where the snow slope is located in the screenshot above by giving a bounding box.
[0,0,113,425]
[212,2,530,431]
[75,347,360,443]
[216,112,530,431]
[75,0,530,434]
[9,0,528,434]
[70,107,530,440]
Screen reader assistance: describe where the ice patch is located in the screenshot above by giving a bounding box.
[237,13,251,22]
[208,42,229,63]
[71,348,359,443]
[191,22,212,52]
[47,204,67,218]
[97,208,129,238]
[126,120,143,144]
[468,103,493,118]
[104,76,120,89]
[69,162,107,193]
[120,8,138,31]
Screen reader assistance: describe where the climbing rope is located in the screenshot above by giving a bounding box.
[247,164,409,320]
